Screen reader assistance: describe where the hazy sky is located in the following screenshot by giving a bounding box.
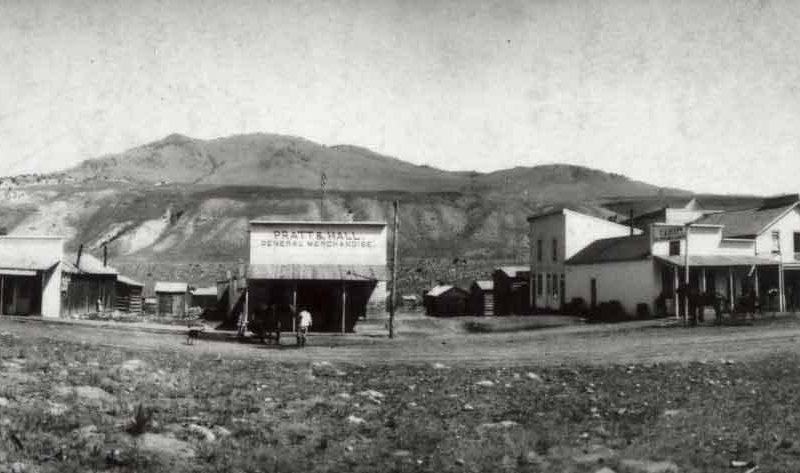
[1,0,799,194]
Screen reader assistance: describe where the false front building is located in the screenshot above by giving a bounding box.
[244,220,387,333]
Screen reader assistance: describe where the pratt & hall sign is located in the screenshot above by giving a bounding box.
[258,229,376,249]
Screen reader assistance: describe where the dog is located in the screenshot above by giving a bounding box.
[186,323,206,345]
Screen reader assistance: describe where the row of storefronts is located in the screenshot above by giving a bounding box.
[529,195,800,317]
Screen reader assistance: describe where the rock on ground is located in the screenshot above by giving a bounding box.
[137,433,196,459]
[572,445,618,465]
[619,459,679,473]
[73,386,116,404]
[311,361,346,377]
[186,424,216,442]
[475,380,495,387]
[119,359,147,372]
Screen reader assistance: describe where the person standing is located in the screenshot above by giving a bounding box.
[297,308,312,347]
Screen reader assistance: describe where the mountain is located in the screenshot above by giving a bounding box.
[0,132,756,291]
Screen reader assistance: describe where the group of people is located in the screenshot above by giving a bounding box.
[248,303,313,347]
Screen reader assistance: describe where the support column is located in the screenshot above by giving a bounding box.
[755,267,760,310]
[0,275,4,316]
[701,268,707,293]
[728,267,734,312]
[341,282,347,334]
[673,265,679,319]
[292,283,297,333]
[779,264,786,313]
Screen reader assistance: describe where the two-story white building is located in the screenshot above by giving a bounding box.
[564,195,800,316]
[527,206,641,311]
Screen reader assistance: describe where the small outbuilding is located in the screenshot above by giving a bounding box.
[492,266,531,315]
[191,286,219,313]
[469,280,495,316]
[61,251,118,317]
[154,281,190,317]
[423,285,469,317]
[0,236,63,317]
[115,275,144,314]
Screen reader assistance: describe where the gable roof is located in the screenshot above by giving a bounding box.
[425,285,467,297]
[566,235,651,265]
[693,201,798,238]
[473,280,494,291]
[62,253,118,275]
[527,203,622,222]
[495,266,530,278]
[154,281,189,293]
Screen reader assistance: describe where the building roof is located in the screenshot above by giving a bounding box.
[566,235,651,265]
[527,203,622,222]
[62,253,118,275]
[192,286,218,297]
[117,275,144,287]
[693,201,798,238]
[473,280,494,291]
[0,246,61,272]
[655,255,777,267]
[250,220,387,226]
[247,264,387,281]
[154,281,189,293]
[495,266,530,278]
[425,285,467,297]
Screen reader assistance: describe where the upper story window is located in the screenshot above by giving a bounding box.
[794,232,800,256]
[552,238,558,262]
[669,240,680,256]
[772,230,781,254]
[536,239,543,262]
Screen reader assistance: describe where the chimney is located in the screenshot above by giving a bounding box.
[103,244,108,267]
[629,208,634,236]
[76,244,84,269]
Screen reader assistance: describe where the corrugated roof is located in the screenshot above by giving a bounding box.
[117,275,144,287]
[62,253,118,275]
[192,286,218,296]
[0,248,60,271]
[496,266,530,278]
[655,255,777,267]
[693,202,798,238]
[155,281,189,293]
[566,235,651,265]
[473,280,494,291]
[247,264,387,281]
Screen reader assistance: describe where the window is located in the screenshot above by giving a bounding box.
[669,240,680,256]
[536,273,543,296]
[536,239,543,262]
[772,230,781,254]
[553,273,560,296]
[794,232,800,256]
[545,273,551,296]
[552,238,558,262]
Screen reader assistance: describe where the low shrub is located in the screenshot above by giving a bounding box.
[588,300,628,323]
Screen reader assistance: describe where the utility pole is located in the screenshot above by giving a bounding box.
[389,200,399,339]
[684,223,691,326]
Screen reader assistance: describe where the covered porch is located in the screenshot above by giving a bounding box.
[655,255,778,316]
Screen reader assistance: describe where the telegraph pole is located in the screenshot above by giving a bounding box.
[684,223,691,326]
[389,200,399,339]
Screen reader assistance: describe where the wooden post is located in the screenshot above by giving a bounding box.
[701,268,707,293]
[341,282,346,334]
[0,275,4,316]
[673,265,679,319]
[683,224,691,326]
[728,267,734,312]
[292,283,297,333]
[389,200,399,339]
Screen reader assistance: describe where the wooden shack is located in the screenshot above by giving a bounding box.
[61,252,118,317]
[191,286,219,313]
[469,280,494,316]
[492,266,531,316]
[115,275,144,313]
[423,285,469,317]
[154,281,190,317]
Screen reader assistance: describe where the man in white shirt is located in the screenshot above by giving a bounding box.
[297,309,312,347]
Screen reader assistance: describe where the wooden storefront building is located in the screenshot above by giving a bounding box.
[155,281,190,317]
[61,252,118,317]
[492,266,531,315]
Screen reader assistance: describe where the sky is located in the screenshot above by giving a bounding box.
[1,0,799,195]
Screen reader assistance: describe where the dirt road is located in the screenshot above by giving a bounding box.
[3,315,800,367]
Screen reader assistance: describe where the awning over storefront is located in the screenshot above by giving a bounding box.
[247,264,387,281]
[655,255,777,267]
[0,268,38,276]
[0,246,60,272]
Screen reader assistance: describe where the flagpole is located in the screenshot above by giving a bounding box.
[320,172,327,221]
